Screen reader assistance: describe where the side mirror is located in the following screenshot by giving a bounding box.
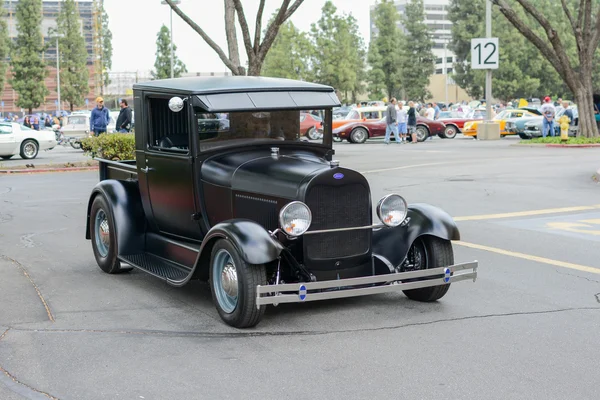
[168,97,185,113]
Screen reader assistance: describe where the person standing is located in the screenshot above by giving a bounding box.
[384,98,400,145]
[425,103,435,120]
[90,97,110,136]
[540,96,556,138]
[433,102,441,120]
[407,101,418,144]
[396,101,408,143]
[561,102,574,126]
[115,99,133,133]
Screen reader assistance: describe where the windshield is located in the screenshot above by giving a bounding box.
[196,109,327,151]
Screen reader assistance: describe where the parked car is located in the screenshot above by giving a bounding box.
[332,106,386,130]
[333,116,445,143]
[0,122,57,160]
[300,112,323,140]
[462,108,541,137]
[85,76,478,328]
[332,106,351,120]
[437,111,482,139]
[522,106,579,139]
[60,114,117,148]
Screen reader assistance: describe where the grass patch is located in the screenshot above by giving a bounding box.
[521,137,600,145]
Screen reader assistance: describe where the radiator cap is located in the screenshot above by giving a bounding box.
[330,160,340,168]
[271,147,279,158]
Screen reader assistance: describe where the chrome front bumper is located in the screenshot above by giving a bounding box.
[256,261,478,307]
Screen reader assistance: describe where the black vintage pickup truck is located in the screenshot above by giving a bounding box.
[85,77,477,328]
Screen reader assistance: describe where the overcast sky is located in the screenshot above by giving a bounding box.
[104,0,375,74]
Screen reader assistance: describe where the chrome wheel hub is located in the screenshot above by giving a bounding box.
[94,210,110,258]
[24,143,36,157]
[221,263,238,297]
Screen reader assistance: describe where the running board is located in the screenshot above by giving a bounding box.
[120,253,191,284]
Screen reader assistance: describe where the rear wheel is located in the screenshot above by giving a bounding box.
[20,140,38,159]
[306,126,320,140]
[443,125,458,139]
[350,127,368,143]
[402,236,452,302]
[210,239,266,328]
[90,195,121,274]
[415,126,429,142]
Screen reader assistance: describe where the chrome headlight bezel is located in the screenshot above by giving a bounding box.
[279,201,312,237]
[376,194,408,227]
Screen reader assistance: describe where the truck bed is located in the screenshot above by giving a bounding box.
[97,158,138,181]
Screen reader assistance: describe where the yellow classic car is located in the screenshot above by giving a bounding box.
[462,109,540,137]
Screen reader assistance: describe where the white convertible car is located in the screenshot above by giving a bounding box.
[0,122,57,160]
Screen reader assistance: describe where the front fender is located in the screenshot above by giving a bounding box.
[85,179,146,256]
[372,203,460,268]
[188,219,284,284]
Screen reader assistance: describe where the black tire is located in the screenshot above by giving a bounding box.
[90,195,121,274]
[403,236,453,302]
[437,133,445,139]
[443,125,458,139]
[1,155,12,160]
[350,127,368,143]
[210,239,266,328]
[415,126,429,142]
[20,140,39,160]
[306,126,320,140]
[71,141,82,150]
[518,133,531,140]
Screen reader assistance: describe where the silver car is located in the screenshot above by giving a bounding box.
[522,106,578,138]
[60,114,117,149]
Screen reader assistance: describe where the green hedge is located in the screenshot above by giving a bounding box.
[524,137,600,144]
[81,134,136,161]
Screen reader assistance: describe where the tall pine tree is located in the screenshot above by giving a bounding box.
[57,0,89,111]
[11,0,48,114]
[151,25,187,80]
[0,2,9,101]
[101,6,112,90]
[368,0,402,99]
[262,21,314,81]
[400,0,435,102]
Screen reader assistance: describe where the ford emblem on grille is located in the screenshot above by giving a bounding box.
[333,173,344,180]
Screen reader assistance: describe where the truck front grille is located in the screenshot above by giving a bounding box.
[304,183,371,260]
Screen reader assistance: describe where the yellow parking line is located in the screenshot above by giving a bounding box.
[454,205,600,222]
[455,241,600,275]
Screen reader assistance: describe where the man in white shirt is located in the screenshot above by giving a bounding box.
[540,96,556,137]
[396,102,408,142]
[425,103,435,120]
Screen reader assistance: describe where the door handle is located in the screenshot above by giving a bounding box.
[140,166,154,173]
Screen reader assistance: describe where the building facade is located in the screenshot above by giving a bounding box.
[370,0,454,76]
[1,0,100,115]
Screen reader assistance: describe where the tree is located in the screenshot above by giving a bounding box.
[164,0,305,76]
[101,7,112,91]
[368,0,402,99]
[262,21,314,81]
[448,0,567,101]
[56,0,89,111]
[151,25,188,80]
[400,0,435,102]
[0,2,9,99]
[11,0,48,114]
[310,2,366,102]
[491,0,600,136]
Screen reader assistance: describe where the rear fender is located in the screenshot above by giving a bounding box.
[372,203,460,268]
[190,220,284,282]
[85,180,146,256]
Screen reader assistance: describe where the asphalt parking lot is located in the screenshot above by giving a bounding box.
[1,136,600,399]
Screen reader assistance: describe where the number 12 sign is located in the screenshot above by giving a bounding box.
[471,38,499,69]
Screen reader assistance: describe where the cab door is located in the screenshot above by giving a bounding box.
[142,96,202,241]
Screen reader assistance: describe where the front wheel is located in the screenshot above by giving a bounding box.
[20,140,39,159]
[90,195,121,274]
[443,125,458,139]
[71,141,82,150]
[415,126,429,142]
[210,239,266,328]
[518,133,530,140]
[402,236,452,302]
[306,126,320,140]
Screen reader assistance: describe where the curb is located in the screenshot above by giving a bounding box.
[0,166,98,174]
[512,143,600,148]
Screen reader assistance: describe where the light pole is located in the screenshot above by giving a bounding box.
[161,0,181,79]
[50,31,64,116]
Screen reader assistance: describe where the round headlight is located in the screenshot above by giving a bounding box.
[279,201,312,236]
[377,194,408,227]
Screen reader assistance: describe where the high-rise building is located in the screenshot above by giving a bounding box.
[370,0,454,76]
[1,0,100,115]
